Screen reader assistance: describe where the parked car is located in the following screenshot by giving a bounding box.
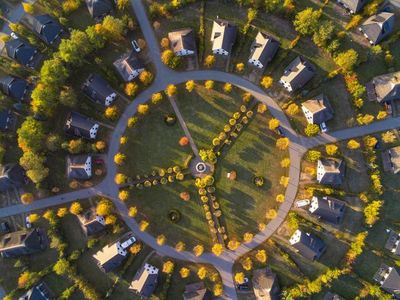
[25,216,32,229]
[276,126,285,136]
[10,32,19,39]
[121,236,136,249]
[295,199,310,208]
[236,277,249,291]
[131,40,141,53]
[320,122,328,133]
[0,222,10,233]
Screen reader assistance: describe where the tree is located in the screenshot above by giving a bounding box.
[213,284,223,297]
[31,83,58,117]
[376,111,387,120]
[139,220,149,231]
[276,194,285,203]
[20,193,34,204]
[306,150,321,162]
[257,103,268,114]
[286,103,299,115]
[235,272,245,284]
[212,243,224,256]
[115,173,127,184]
[227,240,240,250]
[139,71,154,86]
[53,258,70,275]
[105,105,119,120]
[236,62,245,73]
[118,190,129,201]
[17,117,46,152]
[105,214,117,225]
[130,243,142,254]
[59,87,77,107]
[242,92,252,103]
[204,80,214,90]
[243,232,253,243]
[165,84,177,97]
[85,25,106,49]
[19,151,49,184]
[255,249,267,263]
[325,144,338,155]
[280,176,289,187]
[128,206,138,217]
[175,241,185,252]
[160,37,169,49]
[191,244,203,256]
[266,208,277,219]
[151,93,163,104]
[197,266,207,279]
[101,16,124,41]
[312,20,335,48]
[22,2,34,13]
[58,30,93,66]
[347,139,360,150]
[334,49,358,71]
[381,131,396,143]
[260,76,273,89]
[162,261,175,274]
[120,136,128,145]
[304,123,320,136]
[157,234,166,245]
[186,80,195,92]
[116,0,128,10]
[280,158,290,168]
[40,58,68,86]
[364,135,378,149]
[114,153,126,165]
[242,257,253,271]
[57,207,68,218]
[28,213,39,223]
[161,49,180,68]
[69,202,82,215]
[293,8,321,35]
[276,137,289,150]
[180,267,190,278]
[18,271,39,289]
[204,55,216,67]
[269,118,280,130]
[364,200,382,226]
[96,198,113,216]
[223,83,232,93]
[125,82,139,96]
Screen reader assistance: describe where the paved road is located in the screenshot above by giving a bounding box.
[1,0,400,298]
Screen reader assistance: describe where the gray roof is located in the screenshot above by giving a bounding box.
[64,111,97,139]
[23,14,66,46]
[360,12,395,44]
[113,51,145,82]
[323,292,343,300]
[290,230,326,260]
[168,28,196,54]
[340,0,367,13]
[318,157,345,186]
[0,228,47,258]
[281,56,315,92]
[0,75,33,102]
[385,231,400,256]
[252,268,280,300]
[309,196,345,224]
[82,73,116,106]
[0,110,13,131]
[66,155,92,180]
[183,282,212,300]
[211,19,237,53]
[302,94,334,124]
[5,38,41,69]
[371,71,400,103]
[130,263,159,298]
[77,207,106,236]
[373,264,400,297]
[0,163,28,192]
[249,32,280,67]
[85,0,113,20]
[19,282,53,300]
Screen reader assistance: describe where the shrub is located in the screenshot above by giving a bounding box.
[125,82,139,96]
[260,76,273,89]
[306,150,321,162]
[234,272,245,284]
[104,105,119,120]
[280,158,290,168]
[223,83,232,93]
[204,55,216,67]
[193,244,204,256]
[137,104,149,115]
[304,123,320,136]
[151,92,163,104]
[69,202,82,215]
[347,139,360,149]
[179,267,190,278]
[212,243,224,256]
[165,84,177,97]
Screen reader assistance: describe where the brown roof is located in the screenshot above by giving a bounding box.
[389,146,400,174]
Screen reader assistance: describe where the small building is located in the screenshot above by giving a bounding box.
[336,0,367,13]
[85,0,113,21]
[0,228,48,258]
[129,263,159,299]
[77,207,106,236]
[93,232,136,272]
[183,282,212,300]
[373,263,400,298]
[22,14,66,47]
[279,56,315,92]
[64,111,99,140]
[66,155,92,180]
[289,229,326,260]
[248,32,279,69]
[0,110,14,131]
[317,157,345,186]
[367,71,400,103]
[0,163,28,193]
[309,196,346,224]
[19,282,53,300]
[4,38,42,69]
[382,146,400,174]
[252,268,281,300]
[323,292,343,300]
[0,75,33,102]
[210,19,237,56]
[82,73,117,107]
[359,12,395,45]
[301,94,334,125]
[113,51,145,82]
[168,28,196,56]
[385,231,400,256]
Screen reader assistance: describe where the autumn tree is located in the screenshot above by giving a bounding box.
[234,272,245,284]
[364,200,382,226]
[105,105,119,120]
[186,80,195,92]
[114,153,126,165]
[18,271,39,289]
[139,220,149,231]
[57,207,68,218]
[243,232,253,243]
[116,0,128,10]
[128,206,138,217]
[197,266,207,279]
[242,256,253,271]
[266,208,277,219]
[306,150,321,162]
[381,131,396,143]
[19,151,49,184]
[118,190,129,201]
[304,123,320,136]
[347,139,360,150]
[276,194,285,202]
[20,193,34,204]
[101,16,125,41]
[161,49,180,68]
[165,84,177,97]
[312,20,335,48]
[204,55,216,67]
[137,104,149,115]
[223,83,232,93]
[160,37,169,49]
[175,241,186,252]
[125,82,139,96]
[204,80,214,90]
[269,118,280,130]
[130,242,142,254]
[115,173,127,184]
[255,249,267,263]
[286,103,299,115]
[28,213,39,223]
[280,158,290,168]
[293,8,321,35]
[235,62,245,73]
[180,267,190,278]
[151,92,163,104]
[212,243,224,256]
[53,258,70,275]
[213,284,223,297]
[17,117,46,152]
[139,70,154,86]
[227,240,240,250]
[325,144,338,155]
[260,76,273,89]
[334,49,358,71]
[162,261,175,274]
[157,234,166,245]
[276,137,289,150]
[69,202,82,215]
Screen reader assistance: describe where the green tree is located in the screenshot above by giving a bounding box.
[304,123,320,136]
[85,25,106,49]
[53,258,70,275]
[31,83,58,117]
[60,86,77,107]
[293,8,321,35]
[40,58,68,86]
[101,16,125,41]
[334,49,358,71]
[312,20,335,48]
[58,30,93,66]
[17,117,46,152]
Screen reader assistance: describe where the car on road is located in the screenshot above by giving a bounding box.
[131,40,141,53]
[320,122,328,133]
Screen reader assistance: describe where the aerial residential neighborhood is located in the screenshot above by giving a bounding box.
[0,0,399,299]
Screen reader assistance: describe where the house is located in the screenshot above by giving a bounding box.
[82,74,117,107]
[366,71,400,103]
[309,196,346,224]
[85,0,113,21]
[0,110,14,131]
[4,38,42,69]
[129,263,159,298]
[66,155,92,180]
[317,157,345,186]
[301,94,334,125]
[289,229,326,260]
[252,268,281,300]
[168,28,196,56]
[279,56,315,92]
[0,163,28,193]
[19,282,53,300]
[0,75,33,102]
[77,207,106,236]
[382,146,400,174]
[373,263,400,298]
[385,231,400,256]
[359,12,395,45]
[93,232,136,272]
[248,32,279,69]
[22,14,66,47]
[323,292,343,300]
[336,0,367,13]
[113,51,145,82]
[183,282,212,300]
[0,228,48,258]
[64,112,99,140]
[210,19,237,56]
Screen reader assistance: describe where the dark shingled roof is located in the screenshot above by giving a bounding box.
[385,231,400,256]
[0,110,13,131]
[211,19,237,53]
[5,38,41,69]
[339,0,367,13]
[281,56,315,92]
[318,157,345,186]
[113,51,145,82]
[373,264,400,297]
[370,71,400,103]
[19,282,53,300]
[82,73,117,107]
[64,111,99,140]
[289,230,326,261]
[0,163,28,192]
[302,94,334,124]
[249,31,280,68]
[77,207,106,236]
[252,268,280,300]
[23,14,66,46]
[129,263,159,298]
[0,75,33,102]
[323,292,343,300]
[85,0,113,21]
[309,196,345,224]
[66,155,92,180]
[0,228,47,258]
[168,28,196,54]
[359,12,395,45]
[183,282,212,300]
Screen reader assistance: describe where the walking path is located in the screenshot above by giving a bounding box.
[1,1,400,299]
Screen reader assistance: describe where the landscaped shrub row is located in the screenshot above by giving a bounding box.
[130,166,186,189]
